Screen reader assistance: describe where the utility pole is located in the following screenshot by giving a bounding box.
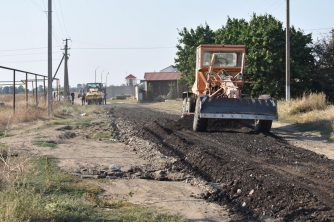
[286,0,290,101]
[95,66,99,83]
[101,69,105,84]
[47,0,52,115]
[63,38,70,101]
[106,72,109,87]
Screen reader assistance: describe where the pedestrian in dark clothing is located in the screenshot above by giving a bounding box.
[104,91,107,104]
[70,92,75,105]
[82,92,86,105]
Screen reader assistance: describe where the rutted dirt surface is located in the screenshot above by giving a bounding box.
[107,103,334,221]
[2,102,334,221]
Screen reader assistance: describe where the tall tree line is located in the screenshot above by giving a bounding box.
[0,85,26,94]
[175,14,333,102]
[312,36,334,102]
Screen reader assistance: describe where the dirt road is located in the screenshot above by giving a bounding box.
[3,102,334,221]
[107,103,334,221]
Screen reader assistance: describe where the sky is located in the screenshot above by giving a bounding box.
[0,0,333,89]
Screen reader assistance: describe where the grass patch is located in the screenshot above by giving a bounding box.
[92,132,110,140]
[32,140,57,148]
[46,117,93,127]
[54,102,105,117]
[0,156,102,221]
[47,119,73,126]
[0,131,13,138]
[0,156,186,221]
[32,137,57,148]
[146,100,183,114]
[74,117,92,127]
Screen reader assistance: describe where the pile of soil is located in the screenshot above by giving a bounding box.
[108,103,334,221]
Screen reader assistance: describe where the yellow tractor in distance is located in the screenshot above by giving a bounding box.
[85,83,103,105]
[181,44,278,132]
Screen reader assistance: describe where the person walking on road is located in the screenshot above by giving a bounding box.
[104,90,107,104]
[70,92,75,105]
[81,92,86,105]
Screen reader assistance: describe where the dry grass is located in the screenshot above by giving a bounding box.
[108,96,138,104]
[146,99,183,114]
[278,92,330,121]
[0,95,48,130]
[0,154,186,221]
[278,92,334,139]
[0,94,105,131]
[280,92,327,115]
[0,148,33,183]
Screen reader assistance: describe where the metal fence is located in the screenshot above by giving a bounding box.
[0,65,59,113]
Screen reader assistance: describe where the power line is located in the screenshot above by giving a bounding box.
[269,0,285,13]
[304,27,333,31]
[0,46,61,52]
[52,29,62,46]
[252,0,274,13]
[0,59,61,63]
[72,46,176,50]
[58,0,70,37]
[260,0,280,14]
[0,45,174,52]
[312,32,330,36]
[53,0,66,38]
[41,0,47,11]
[72,40,107,47]
[0,51,62,57]
[73,40,173,48]
[30,0,44,12]
[38,0,62,46]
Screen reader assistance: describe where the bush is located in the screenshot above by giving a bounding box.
[288,92,327,115]
[278,92,334,140]
[115,95,127,100]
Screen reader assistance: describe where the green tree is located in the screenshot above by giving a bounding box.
[312,36,334,102]
[176,14,314,99]
[3,86,9,94]
[289,27,314,98]
[214,17,249,45]
[168,82,177,99]
[17,85,25,93]
[174,24,215,87]
[38,85,44,93]
[215,14,314,99]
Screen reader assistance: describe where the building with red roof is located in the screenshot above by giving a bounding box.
[125,74,137,86]
[142,67,187,100]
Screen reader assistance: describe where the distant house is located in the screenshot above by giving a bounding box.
[144,68,187,99]
[125,74,137,86]
[160,65,178,72]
